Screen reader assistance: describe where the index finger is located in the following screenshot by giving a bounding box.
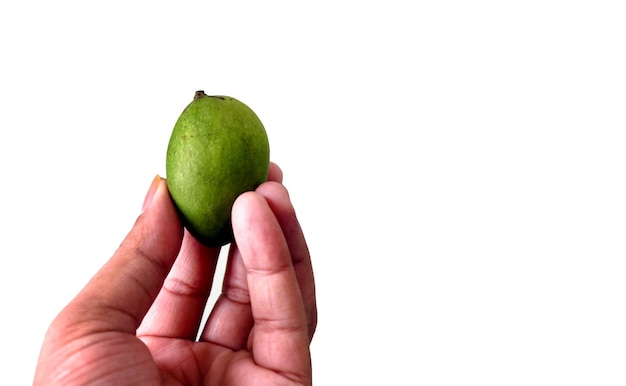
[232,190,311,381]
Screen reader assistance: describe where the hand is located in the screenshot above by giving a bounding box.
[34,163,317,385]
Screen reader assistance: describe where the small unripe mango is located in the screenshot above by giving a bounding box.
[166,90,270,247]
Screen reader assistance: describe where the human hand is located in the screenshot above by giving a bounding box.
[34,163,317,385]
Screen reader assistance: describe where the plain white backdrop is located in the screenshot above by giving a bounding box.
[1,1,625,384]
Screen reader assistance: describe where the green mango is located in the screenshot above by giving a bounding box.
[165,90,270,247]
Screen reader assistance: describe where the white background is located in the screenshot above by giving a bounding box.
[1,1,625,384]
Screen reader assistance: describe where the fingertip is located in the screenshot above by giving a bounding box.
[232,189,287,251]
[136,176,184,256]
[268,162,283,183]
[141,175,162,212]
[255,181,292,210]
[232,190,267,226]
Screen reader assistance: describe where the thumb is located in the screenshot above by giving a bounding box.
[62,176,184,333]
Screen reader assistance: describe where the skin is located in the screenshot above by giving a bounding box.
[34,163,317,385]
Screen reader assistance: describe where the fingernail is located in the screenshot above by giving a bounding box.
[142,175,162,213]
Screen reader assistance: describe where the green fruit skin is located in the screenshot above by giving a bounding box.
[166,92,270,247]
